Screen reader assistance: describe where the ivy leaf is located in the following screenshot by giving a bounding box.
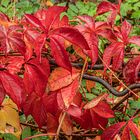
[121,125,131,140]
[0,71,24,108]
[123,56,140,84]
[34,6,67,32]
[128,120,140,140]
[24,58,50,96]
[101,122,126,140]
[84,94,108,109]
[128,36,140,46]
[47,67,80,91]
[103,42,124,71]
[0,99,21,139]
[50,36,72,72]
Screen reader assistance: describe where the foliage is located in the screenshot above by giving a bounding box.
[0,0,140,140]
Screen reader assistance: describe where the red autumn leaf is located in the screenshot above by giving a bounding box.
[67,104,82,118]
[34,33,46,62]
[61,114,73,135]
[34,6,67,32]
[120,20,132,42]
[0,25,26,55]
[49,27,90,50]
[47,67,80,91]
[128,120,140,140]
[0,12,10,22]
[75,109,108,129]
[6,56,24,74]
[123,56,140,84]
[59,78,79,108]
[84,94,108,109]
[77,15,116,66]
[44,92,63,116]
[103,42,124,71]
[92,101,114,118]
[0,71,24,108]
[84,33,98,66]
[23,92,48,127]
[97,1,120,25]
[50,36,72,71]
[128,36,140,46]
[24,28,46,61]
[24,14,45,31]
[97,1,117,15]
[46,113,58,133]
[86,79,95,92]
[121,125,131,140]
[0,82,6,105]
[101,122,126,140]
[24,58,50,96]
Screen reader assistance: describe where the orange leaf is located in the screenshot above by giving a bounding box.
[47,67,80,91]
[121,125,131,140]
[86,79,95,92]
[61,114,73,135]
[60,78,79,108]
[84,93,108,109]
[128,120,140,140]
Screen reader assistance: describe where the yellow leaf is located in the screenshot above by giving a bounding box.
[0,99,21,139]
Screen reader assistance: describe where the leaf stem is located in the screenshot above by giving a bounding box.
[79,57,88,86]
[24,133,56,140]
[55,112,67,140]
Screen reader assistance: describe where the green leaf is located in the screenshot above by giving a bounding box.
[3,133,18,140]
[21,127,31,139]
[131,10,140,19]
[1,0,10,7]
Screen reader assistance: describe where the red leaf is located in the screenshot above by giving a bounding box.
[123,56,140,84]
[0,12,10,22]
[35,6,67,32]
[103,42,124,71]
[128,36,140,46]
[34,33,46,62]
[121,20,132,42]
[101,122,126,140]
[50,36,72,71]
[47,67,80,91]
[75,109,108,129]
[97,1,117,15]
[0,71,24,108]
[128,120,140,140]
[78,15,95,29]
[23,92,48,127]
[61,114,73,135]
[0,25,26,55]
[0,81,6,105]
[84,33,98,66]
[46,113,58,133]
[60,78,79,108]
[24,14,45,31]
[93,101,114,118]
[6,56,24,74]
[112,44,124,71]
[49,27,90,50]
[121,125,131,140]
[24,58,50,95]
[84,94,108,109]
[97,29,117,42]
[67,104,82,118]
[24,28,46,61]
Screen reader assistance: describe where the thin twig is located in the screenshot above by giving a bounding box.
[99,55,140,98]
[55,112,67,140]
[24,133,56,140]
